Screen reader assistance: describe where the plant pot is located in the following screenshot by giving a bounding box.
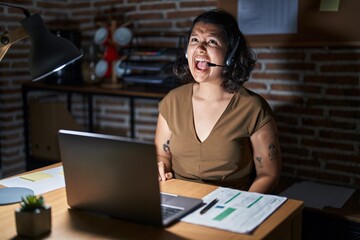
[15,206,52,238]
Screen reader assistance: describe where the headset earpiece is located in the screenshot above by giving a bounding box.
[225,37,240,66]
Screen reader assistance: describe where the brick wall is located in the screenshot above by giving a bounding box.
[0,1,359,189]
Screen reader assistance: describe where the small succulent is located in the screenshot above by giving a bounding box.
[20,195,46,212]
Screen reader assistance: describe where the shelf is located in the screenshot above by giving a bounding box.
[120,61,173,71]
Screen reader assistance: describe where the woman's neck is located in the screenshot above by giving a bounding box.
[193,82,233,101]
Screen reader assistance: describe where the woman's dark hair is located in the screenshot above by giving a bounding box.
[173,9,256,93]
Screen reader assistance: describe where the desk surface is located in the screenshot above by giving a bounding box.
[0,164,303,240]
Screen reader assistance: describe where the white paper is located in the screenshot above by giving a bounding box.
[0,166,65,195]
[237,0,298,35]
[182,187,287,234]
[280,181,355,209]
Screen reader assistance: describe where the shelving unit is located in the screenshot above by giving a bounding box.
[118,35,184,88]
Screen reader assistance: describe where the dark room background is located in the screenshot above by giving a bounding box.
[0,0,359,190]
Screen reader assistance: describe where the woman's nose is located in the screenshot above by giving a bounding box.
[196,42,207,52]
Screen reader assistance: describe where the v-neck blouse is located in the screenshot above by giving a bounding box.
[159,83,273,190]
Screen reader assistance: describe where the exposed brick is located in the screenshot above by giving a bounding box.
[282,147,310,157]
[271,83,321,94]
[137,128,156,135]
[311,53,360,61]
[282,156,320,167]
[257,52,305,61]
[319,130,360,141]
[307,98,360,108]
[326,87,360,96]
[128,0,155,3]
[321,64,360,72]
[175,19,193,28]
[139,3,176,11]
[301,139,354,151]
[273,106,323,117]
[278,125,315,136]
[94,0,123,7]
[179,1,217,8]
[166,10,204,19]
[312,151,360,164]
[138,21,172,29]
[329,110,360,119]
[304,75,358,85]
[296,169,352,184]
[243,82,267,90]
[265,63,316,71]
[95,116,126,123]
[261,94,304,104]
[128,12,163,20]
[37,2,67,9]
[276,115,299,126]
[302,118,356,130]
[279,135,299,145]
[251,73,299,81]
[280,165,296,176]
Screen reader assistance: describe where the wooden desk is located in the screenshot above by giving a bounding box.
[0,164,303,240]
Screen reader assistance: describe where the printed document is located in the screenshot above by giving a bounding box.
[182,187,287,234]
[237,0,298,35]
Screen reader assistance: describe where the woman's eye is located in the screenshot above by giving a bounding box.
[190,37,198,42]
[208,39,218,45]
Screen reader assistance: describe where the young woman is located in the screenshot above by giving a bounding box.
[155,9,281,193]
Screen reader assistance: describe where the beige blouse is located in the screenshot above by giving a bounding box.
[159,83,273,190]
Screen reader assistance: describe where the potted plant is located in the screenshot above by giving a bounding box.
[15,195,51,238]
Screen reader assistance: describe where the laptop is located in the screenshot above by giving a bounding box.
[58,129,203,227]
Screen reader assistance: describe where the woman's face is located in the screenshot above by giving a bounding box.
[187,22,228,84]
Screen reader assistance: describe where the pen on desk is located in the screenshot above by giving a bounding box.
[200,198,219,215]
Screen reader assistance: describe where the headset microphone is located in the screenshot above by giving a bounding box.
[207,62,227,67]
[225,36,240,66]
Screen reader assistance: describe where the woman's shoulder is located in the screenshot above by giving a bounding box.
[165,83,193,98]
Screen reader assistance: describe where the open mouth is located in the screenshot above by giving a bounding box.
[195,58,210,70]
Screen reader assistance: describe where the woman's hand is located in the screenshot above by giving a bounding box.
[158,161,173,181]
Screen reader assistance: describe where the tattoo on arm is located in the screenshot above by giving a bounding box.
[268,144,276,161]
[255,157,263,168]
[163,140,170,153]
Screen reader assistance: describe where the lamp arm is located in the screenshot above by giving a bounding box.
[0,27,28,62]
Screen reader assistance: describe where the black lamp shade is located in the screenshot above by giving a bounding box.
[20,14,82,81]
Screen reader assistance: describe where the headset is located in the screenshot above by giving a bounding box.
[225,36,240,66]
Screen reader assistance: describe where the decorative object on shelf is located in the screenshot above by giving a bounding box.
[113,26,132,46]
[93,20,132,89]
[15,195,52,238]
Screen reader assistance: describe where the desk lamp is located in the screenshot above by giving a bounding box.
[0,3,83,81]
[0,3,82,205]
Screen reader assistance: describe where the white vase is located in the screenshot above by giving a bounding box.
[15,206,52,238]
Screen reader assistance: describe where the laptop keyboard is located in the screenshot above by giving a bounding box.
[161,205,182,219]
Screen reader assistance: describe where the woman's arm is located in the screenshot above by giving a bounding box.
[154,113,173,181]
[248,118,282,193]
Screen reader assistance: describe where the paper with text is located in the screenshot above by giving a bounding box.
[238,0,298,35]
[0,166,65,195]
[182,187,287,234]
